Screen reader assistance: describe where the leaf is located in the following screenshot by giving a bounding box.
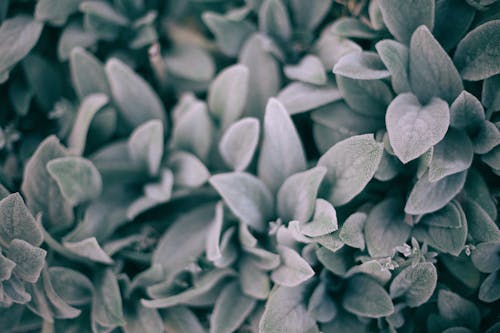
[259,0,291,41]
[206,202,224,261]
[219,118,260,171]
[434,0,475,51]
[277,167,326,223]
[127,120,164,176]
[0,16,44,74]
[479,271,500,303]
[70,47,110,99]
[420,202,462,228]
[307,282,337,323]
[449,91,485,131]
[7,239,46,283]
[389,262,438,307]
[339,212,367,250]
[301,199,338,237]
[375,39,411,93]
[63,237,113,264]
[49,267,93,306]
[208,64,249,129]
[105,58,166,128]
[277,82,342,115]
[80,1,129,27]
[0,193,43,247]
[271,246,315,287]
[454,20,500,81]
[165,44,215,82]
[168,152,210,188]
[259,284,319,333]
[0,252,16,281]
[438,289,480,330]
[344,260,392,285]
[440,253,481,290]
[284,55,327,85]
[471,241,500,273]
[333,51,390,80]
[378,0,434,44]
[35,0,81,26]
[318,134,384,206]
[473,120,500,154]
[343,275,394,318]
[239,257,271,299]
[462,199,500,243]
[47,157,102,206]
[365,198,411,257]
[258,98,307,193]
[58,22,97,61]
[210,172,273,232]
[313,30,362,69]
[210,282,257,333]
[331,18,379,39]
[386,93,450,164]
[163,307,205,333]
[92,269,125,328]
[123,303,163,333]
[409,25,463,104]
[482,74,500,111]
[464,168,497,221]
[288,0,332,30]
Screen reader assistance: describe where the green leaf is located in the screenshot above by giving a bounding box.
[343,275,394,318]
[123,303,163,333]
[277,82,342,115]
[420,201,462,228]
[473,120,500,154]
[454,20,500,81]
[206,202,224,261]
[375,39,411,93]
[163,307,205,333]
[344,260,392,285]
[168,151,210,188]
[339,212,367,250]
[239,257,271,299]
[331,17,379,39]
[105,58,166,128]
[464,168,497,221]
[405,171,467,215]
[258,98,307,193]
[471,241,500,273]
[333,51,390,80]
[288,0,332,30]
[165,44,215,82]
[434,0,475,51]
[308,281,337,323]
[259,0,291,41]
[70,47,110,99]
[47,157,102,206]
[7,239,46,283]
[409,25,463,104]
[0,252,16,281]
[58,22,97,61]
[479,271,500,303]
[92,269,125,328]
[259,284,319,333]
[313,30,362,69]
[389,262,437,307]
[449,91,485,131]
[219,117,259,171]
[318,134,384,206]
[35,0,81,26]
[365,198,411,257]
[301,199,338,237]
[208,64,249,129]
[378,0,434,44]
[210,282,257,333]
[0,16,44,74]
[462,199,500,243]
[438,289,480,330]
[482,74,500,111]
[271,245,315,287]
[386,93,450,164]
[277,167,326,223]
[284,55,327,85]
[440,253,481,290]
[49,267,93,306]
[127,120,164,176]
[63,237,113,264]
[0,193,43,247]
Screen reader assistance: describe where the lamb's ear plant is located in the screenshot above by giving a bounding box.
[0,0,499,332]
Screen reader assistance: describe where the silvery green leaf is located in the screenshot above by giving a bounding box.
[240,257,271,299]
[345,260,392,285]
[80,1,129,27]
[0,193,43,246]
[210,282,257,333]
[375,39,411,93]
[128,265,165,295]
[464,169,497,221]
[308,281,337,323]
[63,237,113,264]
[449,91,485,131]
[321,310,368,332]
[482,74,500,111]
[259,284,319,333]
[202,12,255,56]
[343,275,394,318]
[374,148,403,181]
[389,262,437,307]
[168,152,210,188]
[258,98,306,194]
[144,169,173,202]
[409,25,463,104]
[3,276,31,304]
[336,75,393,117]
[369,0,385,30]
[438,289,480,330]
[35,0,81,26]
[90,141,143,182]
[8,74,33,116]
[429,129,473,182]
[277,82,342,115]
[105,58,166,128]
[68,93,109,155]
[208,64,249,129]
[57,22,97,61]
[284,55,327,85]
[239,34,281,119]
[49,267,93,306]
[7,239,46,283]
[473,121,500,154]
[0,252,15,281]
[259,0,291,41]
[420,202,462,228]
[479,271,500,303]
[318,134,384,206]
[21,136,74,231]
[163,306,205,333]
[92,269,125,328]
[462,199,500,243]
[210,172,273,232]
[213,227,238,270]
[339,212,366,250]
[245,247,280,271]
[454,20,500,81]
[289,0,331,30]
[219,117,259,171]
[333,51,390,80]
[22,54,62,111]
[316,247,349,275]
[127,120,163,176]
[378,0,434,44]
[164,44,215,82]
[123,303,163,333]
[313,28,362,69]
[47,157,102,206]
[481,146,500,170]
[271,245,315,287]
[386,93,450,164]
[365,197,411,257]
[331,18,379,39]
[277,167,326,223]
[316,233,346,255]
[70,47,110,99]
[300,199,338,238]
[440,253,481,290]
[0,16,44,75]
[405,171,466,215]
[471,241,500,273]
[434,0,475,51]
[0,184,10,200]
[206,202,224,261]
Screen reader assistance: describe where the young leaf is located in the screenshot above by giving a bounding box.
[284,55,327,85]
[386,93,450,164]
[277,82,342,115]
[219,118,260,171]
[318,134,384,206]
[375,39,411,93]
[389,262,437,307]
[127,120,164,176]
[333,51,390,80]
[420,202,462,228]
[7,239,46,283]
[63,237,113,264]
[259,0,291,41]
[301,199,338,238]
[168,152,210,188]
[258,98,307,193]
[339,212,367,250]
[271,245,315,287]
[343,275,394,318]
[449,91,485,131]
[70,47,110,98]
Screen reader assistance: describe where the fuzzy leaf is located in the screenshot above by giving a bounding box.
[277,82,342,115]
[479,272,500,303]
[7,239,46,283]
[168,152,210,188]
[127,120,164,176]
[333,51,390,80]
[438,290,480,330]
[49,267,93,306]
[284,55,327,85]
[70,47,110,98]
[63,237,113,264]
[301,199,338,237]
[35,0,81,26]
[449,91,485,131]
[375,39,411,93]
[463,199,500,243]
[271,246,315,287]
[259,0,291,41]
[163,307,205,333]
[343,275,394,318]
[219,118,260,171]
[92,269,125,328]
[389,262,438,307]
[339,212,367,250]
[471,241,500,273]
